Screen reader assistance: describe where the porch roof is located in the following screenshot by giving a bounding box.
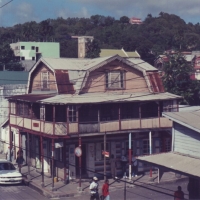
[38,92,181,104]
[7,94,55,102]
[163,111,200,133]
[137,152,200,178]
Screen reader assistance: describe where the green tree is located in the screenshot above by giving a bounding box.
[162,52,196,104]
[0,43,23,71]
[120,16,129,24]
[85,39,100,58]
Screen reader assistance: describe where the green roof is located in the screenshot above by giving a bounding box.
[100,49,140,58]
[0,71,28,85]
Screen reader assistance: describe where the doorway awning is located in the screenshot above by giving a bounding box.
[137,152,200,178]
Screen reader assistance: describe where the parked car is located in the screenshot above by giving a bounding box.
[0,159,22,184]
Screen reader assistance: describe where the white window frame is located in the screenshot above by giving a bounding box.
[10,102,16,114]
[68,105,77,122]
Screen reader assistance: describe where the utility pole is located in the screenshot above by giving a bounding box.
[104,132,106,181]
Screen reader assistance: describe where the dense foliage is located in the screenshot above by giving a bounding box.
[2,12,200,63]
[1,12,200,104]
[162,52,200,105]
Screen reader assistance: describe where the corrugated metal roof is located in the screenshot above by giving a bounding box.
[127,58,157,71]
[38,92,181,104]
[40,56,157,72]
[163,111,200,133]
[137,152,200,178]
[184,55,195,62]
[8,94,55,102]
[0,71,28,85]
[100,49,140,58]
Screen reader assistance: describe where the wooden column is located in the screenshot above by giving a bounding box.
[9,102,12,162]
[53,105,55,135]
[63,139,67,183]
[119,104,121,130]
[66,106,69,134]
[51,139,55,191]
[27,133,30,175]
[139,104,141,128]
[104,132,106,181]
[40,136,44,187]
[98,107,100,132]
[158,102,160,128]
[18,131,21,173]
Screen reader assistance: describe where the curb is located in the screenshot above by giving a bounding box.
[23,176,188,198]
[24,178,78,198]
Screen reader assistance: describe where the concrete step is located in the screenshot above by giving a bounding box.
[0,154,6,159]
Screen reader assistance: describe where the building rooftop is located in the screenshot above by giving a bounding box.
[100,49,140,58]
[0,71,28,85]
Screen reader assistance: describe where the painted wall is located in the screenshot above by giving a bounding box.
[81,61,149,94]
[11,42,60,60]
[30,63,57,94]
[174,122,200,158]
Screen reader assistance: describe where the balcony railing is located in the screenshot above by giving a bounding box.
[10,114,172,136]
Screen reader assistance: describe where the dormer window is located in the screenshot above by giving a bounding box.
[106,71,124,89]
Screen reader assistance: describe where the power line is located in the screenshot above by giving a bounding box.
[0,0,13,8]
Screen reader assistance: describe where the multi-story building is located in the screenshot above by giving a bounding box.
[0,71,28,153]
[7,55,181,185]
[10,42,60,71]
[129,17,142,25]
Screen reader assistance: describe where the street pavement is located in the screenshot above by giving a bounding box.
[59,178,189,200]
[0,184,48,200]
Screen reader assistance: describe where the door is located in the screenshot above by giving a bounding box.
[43,140,49,173]
[21,134,26,163]
[86,143,95,178]
[69,144,76,179]
[35,137,41,169]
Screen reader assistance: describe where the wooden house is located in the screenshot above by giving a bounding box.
[7,55,181,185]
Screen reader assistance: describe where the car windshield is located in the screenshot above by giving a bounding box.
[0,163,16,170]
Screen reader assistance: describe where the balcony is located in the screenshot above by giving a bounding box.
[10,114,172,136]
[10,115,78,136]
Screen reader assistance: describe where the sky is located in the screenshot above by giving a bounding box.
[0,0,200,27]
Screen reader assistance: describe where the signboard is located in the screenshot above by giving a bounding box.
[102,151,109,157]
[55,142,63,148]
[75,147,82,157]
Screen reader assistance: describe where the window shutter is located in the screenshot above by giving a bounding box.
[110,72,120,88]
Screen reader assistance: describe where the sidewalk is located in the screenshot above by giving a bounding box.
[19,165,187,199]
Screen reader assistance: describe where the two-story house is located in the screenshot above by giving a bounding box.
[7,55,181,184]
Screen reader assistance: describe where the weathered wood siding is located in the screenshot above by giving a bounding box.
[30,63,57,93]
[81,61,149,94]
[174,123,200,157]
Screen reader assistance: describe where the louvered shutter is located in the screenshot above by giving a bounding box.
[110,72,120,88]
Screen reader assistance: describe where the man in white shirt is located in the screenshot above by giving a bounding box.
[89,176,99,200]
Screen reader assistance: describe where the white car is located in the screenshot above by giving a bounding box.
[0,159,22,184]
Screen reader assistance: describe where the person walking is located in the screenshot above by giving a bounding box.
[16,150,24,171]
[120,153,127,178]
[110,154,117,179]
[89,176,99,200]
[132,154,138,177]
[102,179,110,200]
[174,186,184,200]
